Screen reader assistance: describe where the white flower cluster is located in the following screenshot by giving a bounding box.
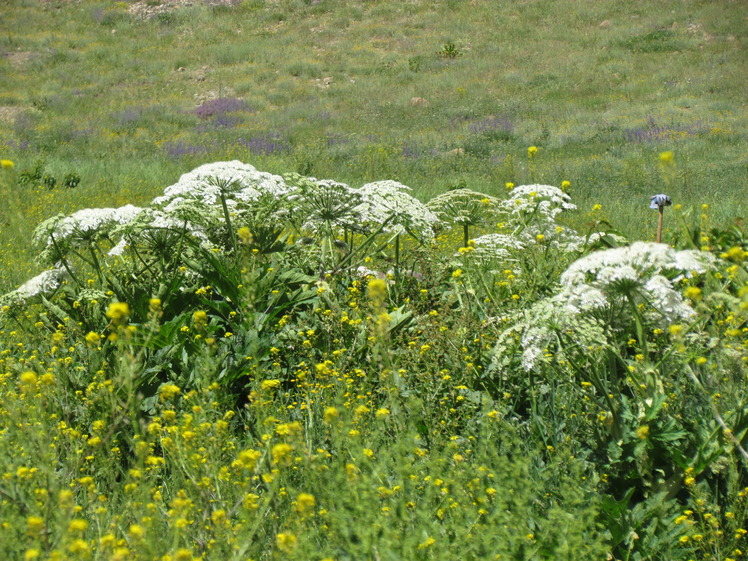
[493,242,714,372]
[107,208,212,257]
[355,180,439,240]
[0,267,67,308]
[286,177,364,233]
[501,184,576,221]
[152,160,290,214]
[500,184,587,250]
[558,242,713,321]
[32,205,142,249]
[491,300,611,372]
[469,233,525,263]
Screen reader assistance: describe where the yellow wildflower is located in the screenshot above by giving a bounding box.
[323,407,339,423]
[375,408,390,419]
[367,278,387,303]
[68,519,88,533]
[276,532,297,553]
[106,302,130,325]
[659,151,674,165]
[684,286,702,301]
[294,493,316,515]
[174,549,193,561]
[192,310,208,329]
[85,332,101,345]
[237,227,252,243]
[261,379,281,391]
[418,536,436,549]
[159,383,181,402]
[26,516,45,534]
[271,443,293,466]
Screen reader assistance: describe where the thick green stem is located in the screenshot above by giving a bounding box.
[334,215,396,272]
[89,244,106,287]
[49,234,82,288]
[394,234,400,279]
[626,292,648,357]
[220,193,236,253]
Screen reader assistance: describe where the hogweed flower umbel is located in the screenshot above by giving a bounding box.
[493,242,715,371]
[0,267,68,309]
[427,189,502,246]
[355,180,438,241]
[500,184,590,251]
[558,241,713,321]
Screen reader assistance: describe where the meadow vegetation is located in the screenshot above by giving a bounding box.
[0,158,746,560]
[1,1,747,559]
[0,0,746,289]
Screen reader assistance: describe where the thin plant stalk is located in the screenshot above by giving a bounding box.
[656,206,664,243]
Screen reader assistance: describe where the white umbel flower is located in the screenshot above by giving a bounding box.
[558,242,714,322]
[355,180,439,240]
[502,184,576,217]
[107,207,213,256]
[33,205,142,248]
[561,242,713,287]
[501,184,584,250]
[426,189,501,226]
[15,267,67,298]
[0,267,68,308]
[469,233,526,262]
[286,177,364,233]
[152,160,289,212]
[493,242,715,372]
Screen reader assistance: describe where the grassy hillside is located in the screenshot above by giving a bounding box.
[1,4,748,558]
[1,0,746,290]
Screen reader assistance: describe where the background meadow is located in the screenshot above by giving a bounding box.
[1,1,747,560]
[1,0,746,289]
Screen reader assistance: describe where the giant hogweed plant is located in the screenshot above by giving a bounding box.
[443,184,611,317]
[487,239,748,558]
[0,162,441,399]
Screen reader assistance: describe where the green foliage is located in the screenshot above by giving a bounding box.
[0,0,746,556]
[619,29,685,54]
[1,162,746,559]
[438,41,461,59]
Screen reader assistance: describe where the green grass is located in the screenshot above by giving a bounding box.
[1,0,747,290]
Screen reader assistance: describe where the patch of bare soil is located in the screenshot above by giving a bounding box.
[127,0,242,19]
[0,106,27,124]
[4,51,39,69]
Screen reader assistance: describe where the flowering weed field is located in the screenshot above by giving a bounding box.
[0,160,747,560]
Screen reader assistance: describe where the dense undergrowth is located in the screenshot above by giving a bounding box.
[0,160,746,560]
